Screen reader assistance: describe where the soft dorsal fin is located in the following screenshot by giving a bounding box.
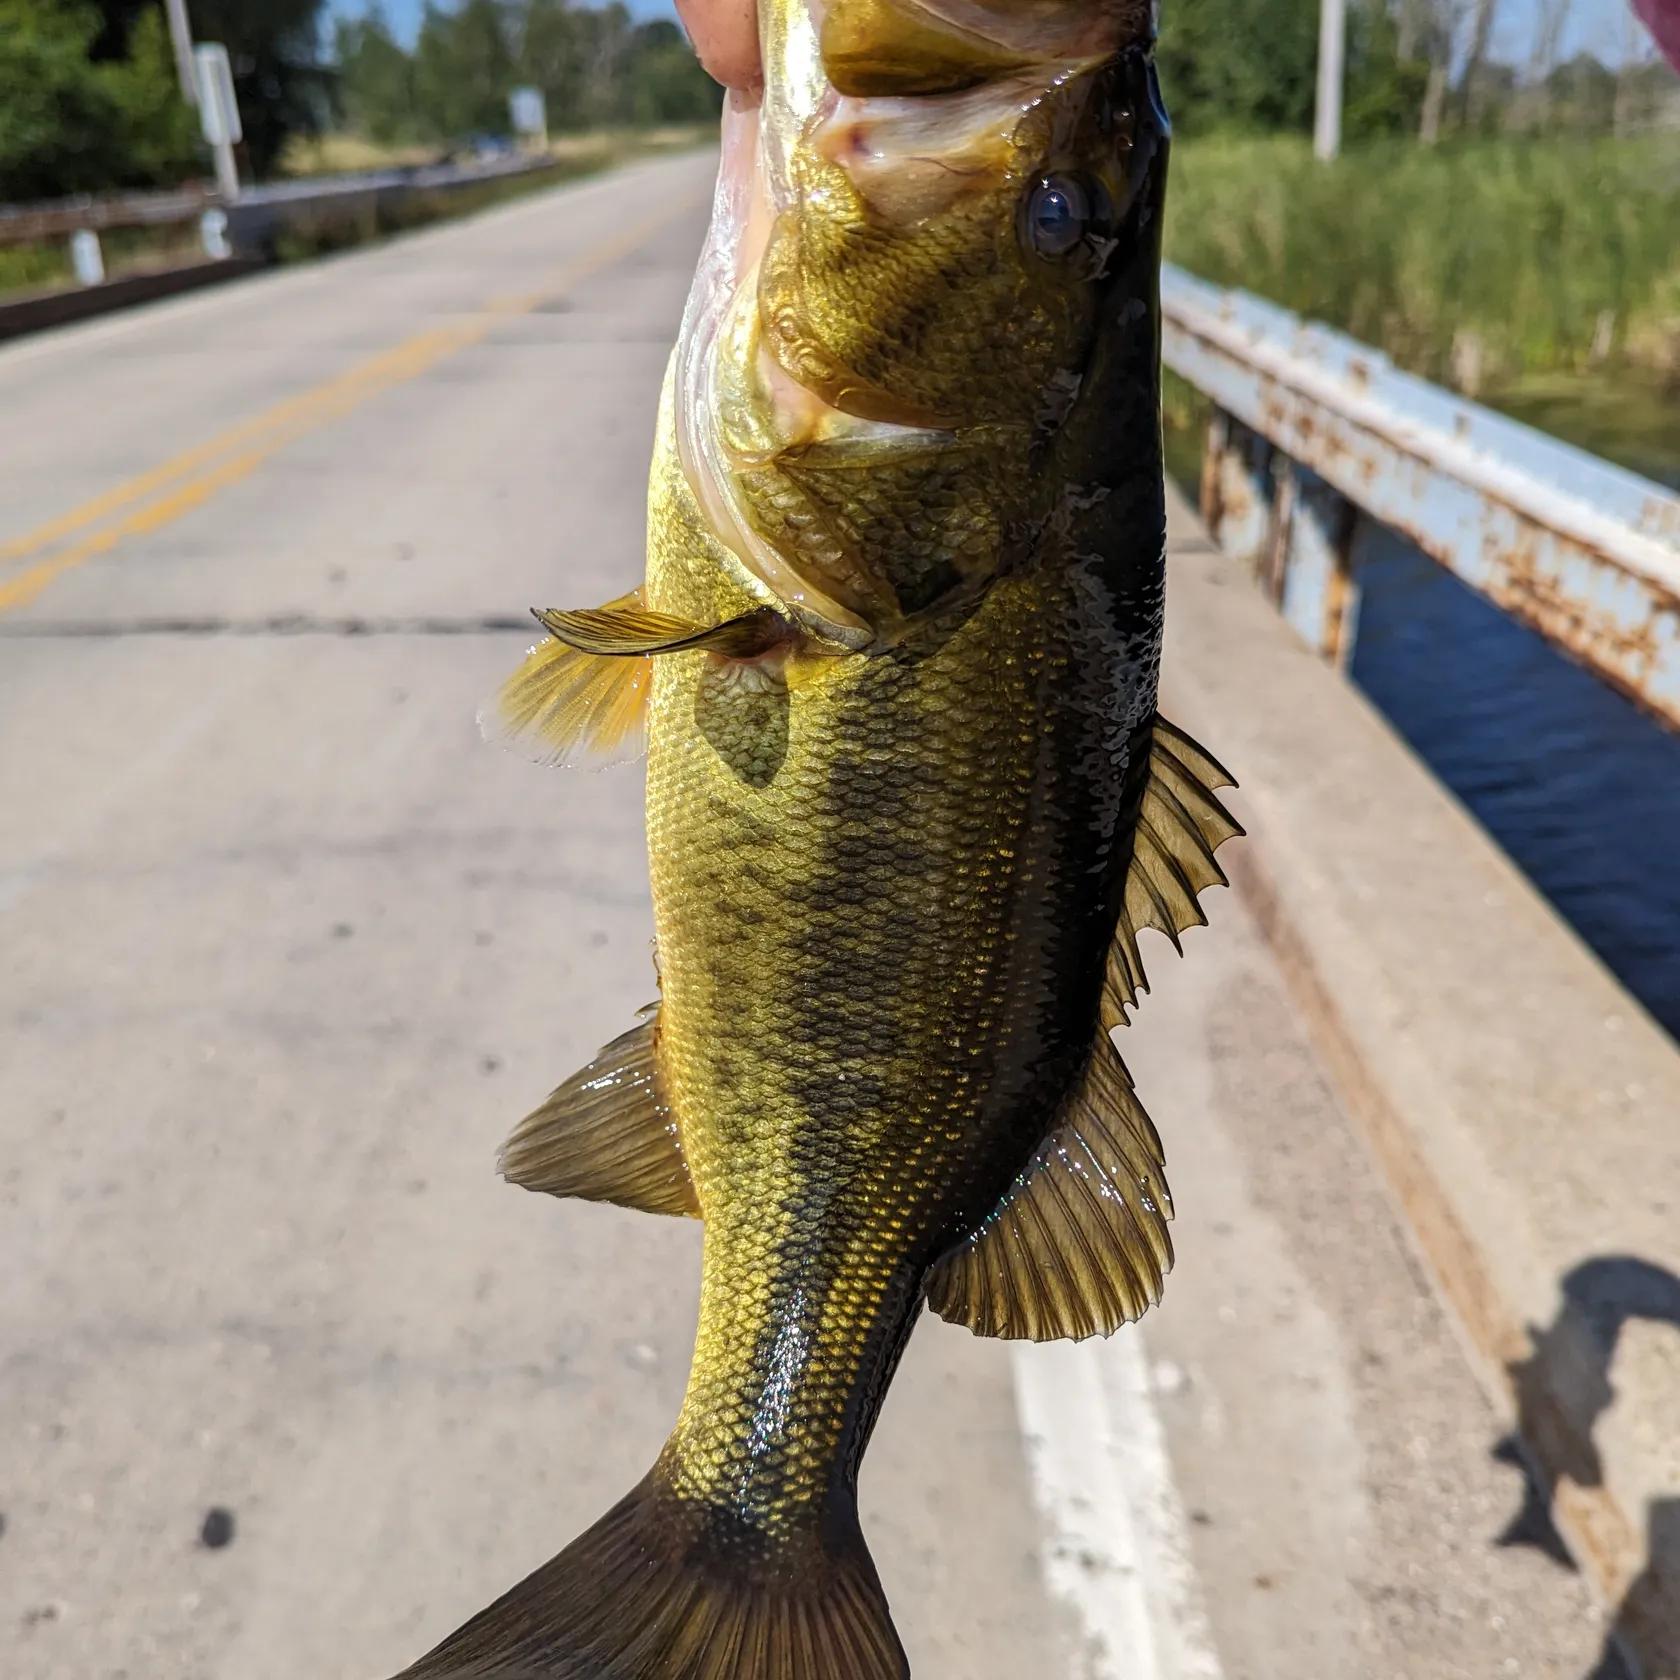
[481,591,786,769]
[925,1031,1173,1341]
[1102,714,1244,1029]
[924,716,1239,1340]
[498,1011,699,1219]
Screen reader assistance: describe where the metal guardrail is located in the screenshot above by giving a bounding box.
[1160,262,1680,731]
[0,154,555,252]
[0,185,220,246]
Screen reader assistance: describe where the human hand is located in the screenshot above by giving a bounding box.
[676,0,763,93]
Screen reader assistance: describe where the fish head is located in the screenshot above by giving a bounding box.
[677,0,1170,648]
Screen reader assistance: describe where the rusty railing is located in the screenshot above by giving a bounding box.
[1160,264,1680,731]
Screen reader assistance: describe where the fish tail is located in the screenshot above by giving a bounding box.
[391,1468,907,1680]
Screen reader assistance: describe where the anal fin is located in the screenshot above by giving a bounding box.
[499,1011,699,1219]
[926,1032,1172,1342]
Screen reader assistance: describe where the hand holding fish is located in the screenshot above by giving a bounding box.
[390,3,1241,1676]
[675,0,763,92]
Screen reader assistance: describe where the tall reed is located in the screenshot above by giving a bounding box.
[1164,135,1680,388]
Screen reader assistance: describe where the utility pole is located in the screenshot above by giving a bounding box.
[163,0,198,105]
[1314,0,1346,160]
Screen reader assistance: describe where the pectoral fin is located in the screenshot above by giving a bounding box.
[499,1011,699,1219]
[1102,715,1244,1029]
[534,601,786,659]
[482,590,786,769]
[926,1032,1172,1341]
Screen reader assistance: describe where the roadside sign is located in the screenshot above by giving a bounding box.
[194,44,242,147]
[193,44,243,200]
[508,86,547,139]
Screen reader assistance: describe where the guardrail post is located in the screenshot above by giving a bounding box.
[1200,409,1274,575]
[69,229,105,287]
[1269,460,1362,669]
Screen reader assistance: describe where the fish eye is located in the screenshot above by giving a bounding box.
[1025,176,1091,259]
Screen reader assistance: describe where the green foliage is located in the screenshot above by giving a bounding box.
[413,0,517,137]
[1157,0,1426,140]
[1156,0,1321,136]
[0,0,196,200]
[616,21,725,127]
[1165,134,1680,386]
[336,5,419,143]
[332,0,722,143]
[184,0,331,177]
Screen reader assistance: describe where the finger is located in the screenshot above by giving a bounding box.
[677,0,763,93]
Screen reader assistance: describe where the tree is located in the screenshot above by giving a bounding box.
[1156,0,1322,135]
[328,0,719,145]
[520,0,594,129]
[620,19,722,125]
[336,4,419,141]
[413,0,516,138]
[178,0,330,176]
[0,0,196,200]
[1157,0,1426,140]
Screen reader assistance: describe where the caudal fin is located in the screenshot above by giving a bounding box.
[391,1471,907,1680]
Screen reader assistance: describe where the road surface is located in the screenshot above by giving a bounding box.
[0,149,1616,1680]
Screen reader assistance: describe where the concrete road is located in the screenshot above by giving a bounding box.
[0,150,1614,1680]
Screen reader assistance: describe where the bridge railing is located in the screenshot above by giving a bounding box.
[0,153,558,259]
[1159,263,1680,732]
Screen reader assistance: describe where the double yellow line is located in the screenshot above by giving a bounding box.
[0,193,703,619]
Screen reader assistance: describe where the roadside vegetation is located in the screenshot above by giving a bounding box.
[331,0,721,143]
[0,0,718,304]
[0,0,717,208]
[1157,0,1680,486]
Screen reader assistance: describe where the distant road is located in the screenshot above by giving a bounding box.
[0,151,1614,1680]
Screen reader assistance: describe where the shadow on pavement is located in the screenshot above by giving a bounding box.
[1495,1257,1680,1680]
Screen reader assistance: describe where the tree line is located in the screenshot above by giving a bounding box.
[2,0,1669,205]
[1158,0,1678,142]
[0,0,716,204]
[335,1,722,143]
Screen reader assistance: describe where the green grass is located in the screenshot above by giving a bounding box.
[1162,134,1680,486]
[1165,134,1680,387]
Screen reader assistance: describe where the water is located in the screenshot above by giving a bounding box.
[1347,521,1680,1043]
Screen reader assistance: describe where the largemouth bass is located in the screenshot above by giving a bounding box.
[396,1,1240,1675]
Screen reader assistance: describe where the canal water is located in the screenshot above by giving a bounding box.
[1346,522,1680,1044]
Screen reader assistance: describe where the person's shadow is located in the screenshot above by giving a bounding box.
[1495,1257,1680,1680]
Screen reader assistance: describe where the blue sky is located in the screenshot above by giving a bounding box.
[337,0,1647,70]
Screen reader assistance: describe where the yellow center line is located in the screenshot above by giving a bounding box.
[0,190,706,618]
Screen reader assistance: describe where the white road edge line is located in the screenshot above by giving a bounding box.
[1012,1332,1224,1680]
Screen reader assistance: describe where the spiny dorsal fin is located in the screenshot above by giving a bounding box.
[1102,714,1244,1029]
[499,1013,699,1219]
[925,1031,1173,1342]
[481,591,787,770]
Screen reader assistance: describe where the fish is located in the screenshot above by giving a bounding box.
[393,1,1241,1676]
